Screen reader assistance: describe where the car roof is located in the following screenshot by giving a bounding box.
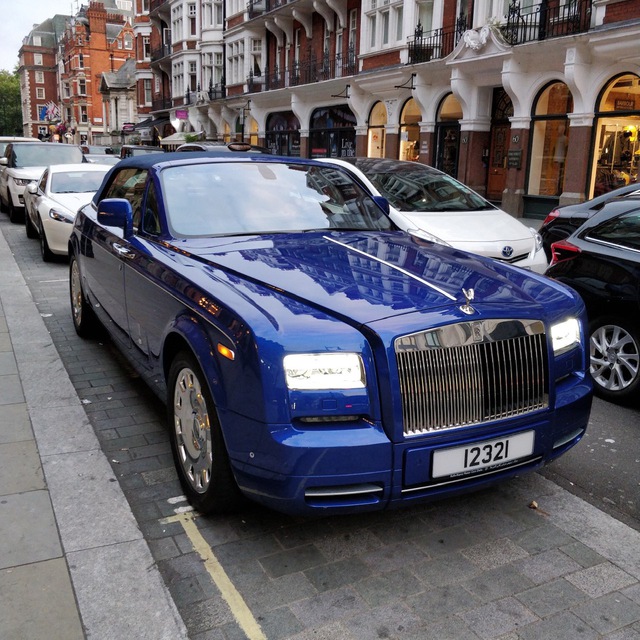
[47,163,111,173]
[176,141,271,153]
[0,136,38,142]
[349,157,442,175]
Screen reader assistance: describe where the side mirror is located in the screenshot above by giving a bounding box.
[0,157,7,166]
[97,198,134,238]
[27,183,38,194]
[372,195,390,215]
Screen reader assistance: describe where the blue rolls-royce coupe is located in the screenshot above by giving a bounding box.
[69,153,592,516]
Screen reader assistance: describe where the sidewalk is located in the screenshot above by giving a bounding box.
[0,228,188,640]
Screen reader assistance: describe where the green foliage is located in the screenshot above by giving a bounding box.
[184,133,200,143]
[0,68,22,136]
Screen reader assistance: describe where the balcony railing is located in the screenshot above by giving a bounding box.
[502,0,592,45]
[152,97,172,112]
[407,15,469,64]
[150,0,170,12]
[254,47,357,92]
[150,44,171,62]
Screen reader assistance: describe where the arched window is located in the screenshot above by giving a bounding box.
[590,74,640,197]
[367,102,387,158]
[435,93,462,178]
[527,82,572,198]
[399,98,421,161]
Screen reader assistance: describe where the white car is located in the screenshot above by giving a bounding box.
[24,163,110,261]
[0,141,86,223]
[319,158,548,273]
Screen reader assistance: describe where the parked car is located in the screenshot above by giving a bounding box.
[0,142,85,223]
[175,141,272,153]
[119,144,164,159]
[319,158,548,273]
[69,153,592,516]
[80,145,115,155]
[24,163,111,261]
[0,135,39,156]
[84,154,120,166]
[539,181,640,260]
[546,197,640,406]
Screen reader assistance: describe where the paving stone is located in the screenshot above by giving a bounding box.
[458,596,539,639]
[311,527,385,562]
[288,620,356,640]
[514,523,575,554]
[180,596,236,635]
[413,524,480,557]
[360,541,429,573]
[242,571,318,612]
[517,610,599,640]
[0,402,31,444]
[516,578,588,617]
[566,562,637,598]
[0,373,24,404]
[289,586,369,627]
[460,537,530,570]
[573,592,640,634]
[305,555,372,592]
[409,584,481,619]
[341,601,428,639]
[410,614,483,640]
[560,541,607,568]
[624,583,640,606]
[353,568,424,607]
[0,440,45,494]
[412,550,481,587]
[259,544,327,578]
[463,564,535,603]
[514,548,582,585]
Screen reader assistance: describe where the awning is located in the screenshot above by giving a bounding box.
[159,131,204,146]
[134,117,170,131]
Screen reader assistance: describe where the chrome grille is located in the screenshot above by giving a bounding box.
[395,319,548,436]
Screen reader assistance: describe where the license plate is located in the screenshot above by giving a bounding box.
[432,431,535,479]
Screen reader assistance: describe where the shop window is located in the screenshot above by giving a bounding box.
[435,93,462,178]
[265,112,301,156]
[368,102,387,158]
[527,82,572,198]
[309,105,357,158]
[399,98,421,161]
[590,73,640,198]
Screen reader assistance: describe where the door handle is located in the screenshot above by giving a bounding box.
[113,243,134,258]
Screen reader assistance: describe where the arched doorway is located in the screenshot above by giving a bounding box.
[399,98,421,161]
[309,105,357,158]
[265,111,301,156]
[487,88,513,202]
[526,81,572,214]
[367,102,387,158]
[589,73,640,197]
[435,94,462,178]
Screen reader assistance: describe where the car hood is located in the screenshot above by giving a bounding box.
[8,167,46,181]
[395,208,535,245]
[169,231,560,325]
[51,193,94,215]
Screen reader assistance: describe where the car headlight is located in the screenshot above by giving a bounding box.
[530,228,544,254]
[284,353,365,390]
[550,318,581,355]
[408,228,451,247]
[13,178,33,186]
[49,208,74,223]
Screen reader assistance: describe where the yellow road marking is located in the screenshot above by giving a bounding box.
[164,512,267,640]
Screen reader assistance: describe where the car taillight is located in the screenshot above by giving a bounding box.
[541,208,560,227]
[549,239,581,266]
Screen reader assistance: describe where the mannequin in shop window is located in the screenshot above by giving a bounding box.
[553,124,568,196]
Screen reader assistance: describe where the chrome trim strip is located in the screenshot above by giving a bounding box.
[305,483,384,498]
[324,236,457,301]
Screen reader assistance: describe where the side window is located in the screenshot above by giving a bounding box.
[102,168,148,228]
[39,170,48,192]
[588,212,640,251]
[141,180,161,235]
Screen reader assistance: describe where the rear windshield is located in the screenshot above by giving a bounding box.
[13,145,84,168]
[51,169,109,194]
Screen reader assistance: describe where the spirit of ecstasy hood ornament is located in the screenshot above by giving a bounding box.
[460,287,476,315]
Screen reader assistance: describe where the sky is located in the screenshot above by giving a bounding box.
[1,0,81,72]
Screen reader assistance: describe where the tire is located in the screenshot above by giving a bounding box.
[0,194,7,213]
[25,210,38,239]
[8,195,24,224]
[168,351,242,514]
[40,227,54,262]
[589,316,640,405]
[69,254,98,337]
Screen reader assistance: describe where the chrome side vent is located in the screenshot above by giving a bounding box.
[395,319,548,436]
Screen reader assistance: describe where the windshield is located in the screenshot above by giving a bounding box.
[361,164,493,213]
[51,170,109,194]
[14,145,84,168]
[161,161,395,237]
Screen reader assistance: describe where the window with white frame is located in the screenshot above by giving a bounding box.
[66,107,72,123]
[154,74,161,92]
[144,79,152,105]
[142,0,150,11]
[227,40,244,84]
[416,0,434,33]
[228,0,243,16]
[188,4,197,36]
[172,5,183,41]
[80,106,88,123]
[116,0,132,9]
[124,33,133,49]
[78,78,86,95]
[215,0,223,26]
[365,0,404,51]
[143,36,150,59]
[63,83,70,98]
[36,87,45,100]
[34,53,43,65]
[203,0,212,26]
[79,53,84,68]
[214,52,223,84]
[173,61,184,96]
[33,36,42,46]
[189,60,197,90]
[35,71,44,83]
[251,38,262,76]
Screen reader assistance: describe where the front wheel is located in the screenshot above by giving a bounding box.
[168,351,242,514]
[8,196,24,224]
[589,317,640,405]
[69,254,98,337]
[25,210,38,239]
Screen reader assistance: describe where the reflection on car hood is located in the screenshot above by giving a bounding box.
[397,208,535,245]
[171,231,561,324]
[51,193,95,215]
[9,167,46,180]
